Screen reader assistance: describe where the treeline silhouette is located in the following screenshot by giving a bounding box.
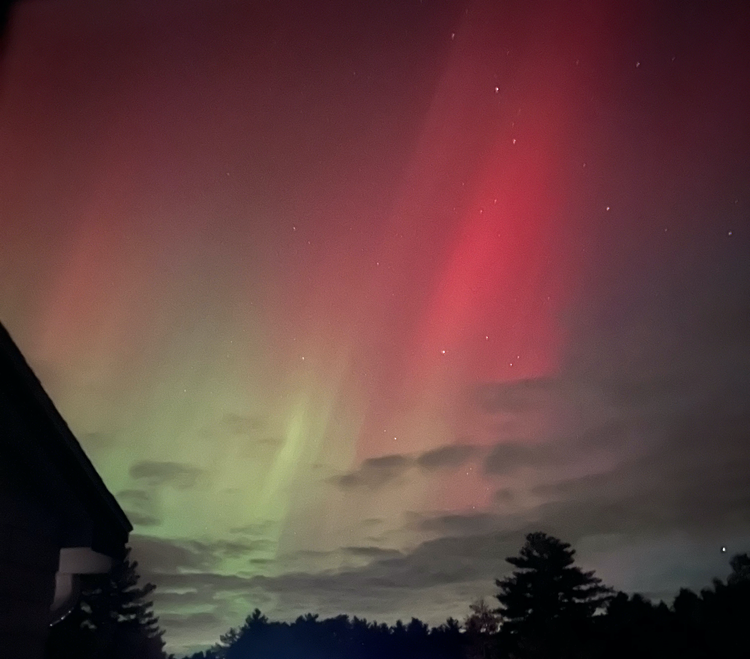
[187,612,465,659]
[184,533,750,659]
[43,532,750,658]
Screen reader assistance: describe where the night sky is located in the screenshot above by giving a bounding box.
[1,0,749,654]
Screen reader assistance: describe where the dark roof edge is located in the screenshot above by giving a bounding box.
[0,323,132,540]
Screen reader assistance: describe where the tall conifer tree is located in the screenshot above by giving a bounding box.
[46,547,168,659]
[495,532,611,657]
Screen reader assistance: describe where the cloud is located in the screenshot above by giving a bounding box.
[200,538,275,557]
[117,489,161,527]
[540,274,750,540]
[148,570,260,593]
[152,588,210,608]
[330,446,480,491]
[480,402,668,477]
[250,557,274,565]
[469,377,577,444]
[329,454,413,489]
[221,412,266,435]
[482,442,541,475]
[118,489,152,506]
[480,434,588,475]
[159,611,223,630]
[414,513,500,537]
[134,525,526,636]
[531,409,750,541]
[231,425,750,622]
[494,488,514,503]
[366,455,412,469]
[416,445,477,470]
[130,536,217,575]
[126,511,161,527]
[217,529,526,623]
[344,546,403,559]
[229,520,278,536]
[141,421,750,643]
[130,535,274,577]
[154,510,731,636]
[129,461,205,489]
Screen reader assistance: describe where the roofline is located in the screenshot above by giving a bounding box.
[0,323,132,540]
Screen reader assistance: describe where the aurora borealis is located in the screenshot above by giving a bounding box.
[1,0,749,654]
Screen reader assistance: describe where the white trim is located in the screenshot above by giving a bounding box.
[57,547,112,574]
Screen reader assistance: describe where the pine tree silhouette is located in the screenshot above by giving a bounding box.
[496,532,611,658]
[46,547,167,659]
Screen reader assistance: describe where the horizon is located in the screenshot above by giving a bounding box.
[160,534,744,656]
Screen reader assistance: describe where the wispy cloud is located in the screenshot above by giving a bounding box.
[221,412,266,435]
[417,445,477,470]
[329,454,413,489]
[131,535,274,576]
[129,461,205,489]
[117,488,161,527]
[330,445,481,490]
[344,546,403,559]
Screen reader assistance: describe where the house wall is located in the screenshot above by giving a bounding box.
[0,494,61,659]
[0,325,130,657]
